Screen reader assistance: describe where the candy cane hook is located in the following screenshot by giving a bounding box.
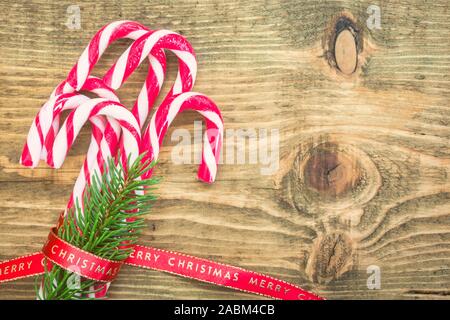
[142,92,223,183]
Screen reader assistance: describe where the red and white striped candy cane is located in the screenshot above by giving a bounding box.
[141,92,223,183]
[103,29,197,99]
[44,89,121,168]
[44,91,119,207]
[49,98,141,171]
[20,78,122,208]
[64,21,151,92]
[39,97,142,298]
[20,77,120,167]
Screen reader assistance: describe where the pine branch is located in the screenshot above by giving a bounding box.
[37,153,158,300]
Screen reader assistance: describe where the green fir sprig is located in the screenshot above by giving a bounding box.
[37,153,158,300]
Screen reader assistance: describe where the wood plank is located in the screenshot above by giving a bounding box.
[0,0,449,299]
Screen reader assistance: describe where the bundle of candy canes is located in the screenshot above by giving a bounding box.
[0,21,322,300]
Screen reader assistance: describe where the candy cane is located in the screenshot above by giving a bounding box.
[49,98,141,171]
[64,21,153,92]
[41,97,142,299]
[141,92,223,183]
[20,77,120,167]
[20,78,122,208]
[43,92,118,206]
[103,29,196,97]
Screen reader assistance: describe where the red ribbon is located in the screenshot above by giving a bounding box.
[42,228,122,282]
[0,229,323,300]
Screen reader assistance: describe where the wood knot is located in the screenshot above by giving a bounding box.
[334,29,357,75]
[306,233,354,284]
[304,143,362,197]
[324,13,363,76]
[279,138,381,220]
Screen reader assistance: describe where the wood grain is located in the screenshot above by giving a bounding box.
[0,0,449,299]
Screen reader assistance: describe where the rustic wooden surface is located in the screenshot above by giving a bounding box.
[0,0,449,300]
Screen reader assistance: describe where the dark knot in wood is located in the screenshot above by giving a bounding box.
[304,143,362,197]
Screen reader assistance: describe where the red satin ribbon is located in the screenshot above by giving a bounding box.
[0,230,323,300]
[42,228,122,282]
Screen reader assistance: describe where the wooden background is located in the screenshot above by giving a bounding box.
[0,0,449,299]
